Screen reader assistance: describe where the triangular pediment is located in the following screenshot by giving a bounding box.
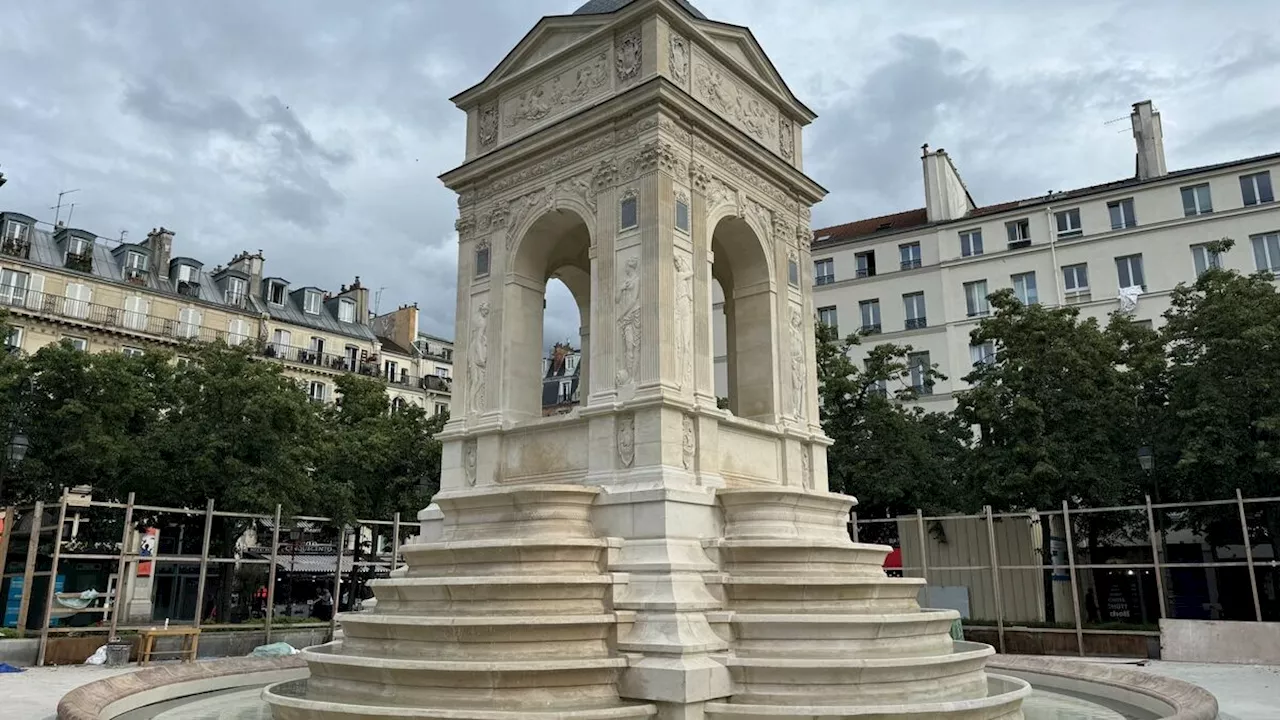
[695,24,801,114]
[469,18,611,96]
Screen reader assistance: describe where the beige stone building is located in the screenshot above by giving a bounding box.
[0,213,452,412]
[732,101,1279,409]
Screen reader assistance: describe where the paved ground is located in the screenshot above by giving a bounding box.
[5,659,1279,719]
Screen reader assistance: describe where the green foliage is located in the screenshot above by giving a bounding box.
[815,323,972,518]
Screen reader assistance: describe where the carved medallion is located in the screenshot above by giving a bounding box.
[617,414,636,468]
[669,34,689,84]
[464,440,478,486]
[682,415,696,471]
[617,29,642,83]
[477,102,498,149]
[778,116,795,161]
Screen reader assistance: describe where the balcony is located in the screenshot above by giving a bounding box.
[123,267,148,286]
[905,317,928,330]
[178,281,201,299]
[423,374,452,393]
[64,251,94,273]
[1007,239,1032,250]
[0,284,229,345]
[860,323,882,335]
[900,258,922,271]
[815,274,836,286]
[855,268,872,279]
[2,237,30,259]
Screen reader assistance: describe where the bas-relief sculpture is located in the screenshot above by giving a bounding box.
[789,305,805,420]
[477,102,498,149]
[669,33,689,85]
[506,188,551,249]
[681,414,696,471]
[503,51,609,133]
[617,414,635,468]
[616,28,642,83]
[674,252,694,390]
[616,255,641,387]
[692,55,779,152]
[463,440,478,486]
[468,302,489,414]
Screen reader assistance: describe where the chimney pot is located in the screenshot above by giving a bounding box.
[1131,100,1167,180]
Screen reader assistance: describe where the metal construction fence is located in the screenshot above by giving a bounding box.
[0,489,408,666]
[852,491,1280,656]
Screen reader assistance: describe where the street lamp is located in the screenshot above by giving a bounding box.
[8,431,28,463]
[1136,446,1154,473]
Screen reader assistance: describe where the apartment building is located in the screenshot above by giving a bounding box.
[541,343,582,416]
[0,212,452,412]
[796,100,1279,409]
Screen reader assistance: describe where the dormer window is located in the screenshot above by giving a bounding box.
[3,220,29,242]
[304,290,322,315]
[177,264,197,284]
[68,236,91,256]
[338,298,355,323]
[268,281,287,305]
[125,251,148,271]
[225,276,247,305]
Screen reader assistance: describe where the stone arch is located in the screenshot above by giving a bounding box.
[503,207,594,419]
[711,214,777,421]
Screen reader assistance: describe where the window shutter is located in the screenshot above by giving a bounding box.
[25,274,44,310]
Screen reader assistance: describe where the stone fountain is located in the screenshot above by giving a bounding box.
[264,0,1030,717]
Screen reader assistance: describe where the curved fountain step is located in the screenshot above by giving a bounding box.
[721,576,926,614]
[431,484,601,542]
[714,539,893,577]
[371,575,613,615]
[301,644,634,710]
[704,674,1031,720]
[265,679,658,720]
[400,537,609,577]
[730,610,960,659]
[337,612,616,660]
[723,642,994,707]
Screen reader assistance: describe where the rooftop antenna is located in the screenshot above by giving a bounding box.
[374,287,387,315]
[1104,115,1131,134]
[51,188,80,227]
[119,230,128,242]
[65,202,78,227]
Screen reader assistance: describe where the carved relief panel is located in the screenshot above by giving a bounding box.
[691,50,780,156]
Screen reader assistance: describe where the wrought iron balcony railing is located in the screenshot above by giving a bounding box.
[0,284,227,344]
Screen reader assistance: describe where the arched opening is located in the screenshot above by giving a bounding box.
[507,208,592,419]
[543,277,583,415]
[710,215,776,421]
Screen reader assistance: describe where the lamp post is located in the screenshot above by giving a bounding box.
[0,429,29,504]
[1138,445,1167,609]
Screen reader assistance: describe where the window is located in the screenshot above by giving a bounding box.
[620,194,638,230]
[1012,271,1039,305]
[392,397,408,413]
[959,229,983,257]
[903,292,927,329]
[225,276,247,305]
[177,264,197,284]
[1108,198,1137,230]
[675,197,690,232]
[970,341,996,367]
[899,243,922,270]
[1191,244,1223,277]
[558,378,574,403]
[4,326,22,350]
[338,298,356,323]
[1054,209,1082,239]
[177,308,202,339]
[817,306,838,335]
[435,403,450,416]
[344,345,360,371]
[907,351,932,394]
[475,245,491,277]
[1240,171,1274,206]
[0,268,30,306]
[63,336,88,352]
[64,283,91,319]
[268,281,286,305]
[3,220,29,242]
[1116,254,1146,290]
[123,296,149,331]
[1062,263,1090,301]
[859,299,881,334]
[67,236,91,256]
[122,346,145,358]
[1251,232,1280,273]
[963,280,989,317]
[228,318,250,345]
[864,359,887,397]
[787,257,799,287]
[384,359,400,383]
[310,336,326,360]
[814,258,835,285]
[308,381,327,402]
[853,251,875,278]
[125,251,148,271]
[271,329,292,357]
[1006,219,1031,247]
[303,290,322,315]
[436,366,451,379]
[1181,184,1213,216]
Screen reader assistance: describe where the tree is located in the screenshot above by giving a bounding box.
[1160,250,1280,558]
[816,323,972,525]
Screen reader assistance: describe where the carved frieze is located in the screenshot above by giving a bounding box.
[669,33,689,85]
[479,134,614,200]
[502,51,609,134]
[693,137,789,206]
[556,171,597,213]
[506,188,552,249]
[616,28,642,84]
[691,55,779,152]
[743,195,772,237]
[477,102,499,149]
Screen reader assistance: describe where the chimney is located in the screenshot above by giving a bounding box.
[340,276,371,325]
[1131,100,1167,180]
[143,227,175,280]
[921,146,975,222]
[228,249,266,298]
[372,304,419,351]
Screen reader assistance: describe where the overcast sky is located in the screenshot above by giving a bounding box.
[1,0,1277,347]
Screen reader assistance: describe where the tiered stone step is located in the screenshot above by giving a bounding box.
[264,485,656,720]
[706,488,1027,720]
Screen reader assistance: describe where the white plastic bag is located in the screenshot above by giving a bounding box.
[84,645,108,665]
